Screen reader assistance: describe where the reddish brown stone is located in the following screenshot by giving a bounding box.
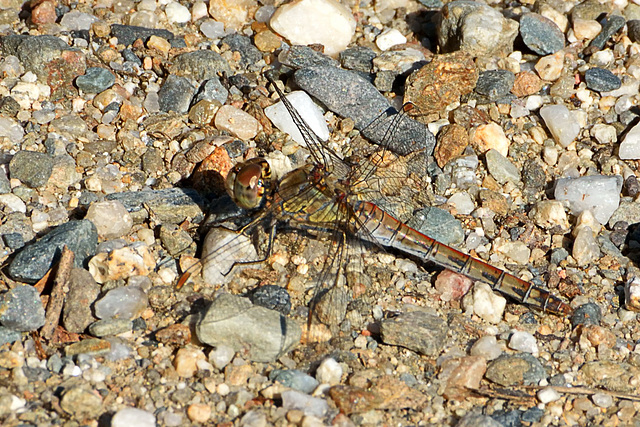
[30,0,57,26]
[405,51,478,115]
[511,70,543,97]
[190,145,233,194]
[155,323,191,346]
[434,123,469,167]
[440,356,487,400]
[47,50,86,101]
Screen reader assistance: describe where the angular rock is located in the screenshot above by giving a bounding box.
[0,285,45,331]
[379,309,448,356]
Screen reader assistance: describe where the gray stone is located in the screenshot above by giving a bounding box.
[0,285,45,331]
[339,46,376,73]
[221,34,262,70]
[76,67,115,93]
[158,74,196,114]
[110,24,174,47]
[270,369,319,393]
[628,20,640,43]
[294,66,434,156]
[590,15,626,50]
[379,309,448,356]
[475,70,516,99]
[584,67,621,92]
[8,220,98,283]
[194,77,228,105]
[169,50,231,82]
[407,206,464,245]
[88,318,133,337]
[9,150,54,188]
[106,187,206,224]
[196,293,301,363]
[485,353,546,386]
[1,34,72,80]
[485,149,521,184]
[519,13,565,55]
[0,326,21,345]
[278,45,340,69]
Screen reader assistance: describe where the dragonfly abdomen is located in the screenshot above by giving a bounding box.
[353,201,573,316]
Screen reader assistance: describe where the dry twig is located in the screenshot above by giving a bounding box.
[40,246,75,340]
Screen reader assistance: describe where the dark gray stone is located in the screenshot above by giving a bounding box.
[628,20,640,43]
[294,66,434,156]
[196,293,301,363]
[519,13,565,55]
[247,285,292,315]
[169,50,232,82]
[110,24,174,47]
[0,168,10,193]
[76,67,115,93]
[0,285,45,331]
[221,34,262,69]
[571,302,602,327]
[9,150,54,188]
[339,46,376,73]
[0,96,20,117]
[278,45,340,69]
[158,74,196,114]
[590,15,626,50]
[379,309,448,356]
[8,220,98,283]
[584,67,621,92]
[475,69,516,98]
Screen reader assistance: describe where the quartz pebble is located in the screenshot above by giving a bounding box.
[173,347,207,377]
[619,121,640,159]
[94,285,149,320]
[470,335,502,360]
[85,200,133,239]
[434,270,472,302]
[625,276,640,312]
[269,0,356,56]
[112,407,156,427]
[509,331,539,355]
[539,104,580,147]
[281,390,329,418]
[215,105,261,140]
[537,387,561,403]
[316,358,342,385]
[376,28,407,51]
[463,283,506,324]
[530,200,569,230]
[264,90,330,146]
[208,344,235,370]
[165,2,191,24]
[554,175,622,224]
[89,244,156,283]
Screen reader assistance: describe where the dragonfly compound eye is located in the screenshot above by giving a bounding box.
[228,161,267,209]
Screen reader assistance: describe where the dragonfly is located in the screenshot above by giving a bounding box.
[180,71,573,333]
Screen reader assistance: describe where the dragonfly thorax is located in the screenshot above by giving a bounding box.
[225,157,273,209]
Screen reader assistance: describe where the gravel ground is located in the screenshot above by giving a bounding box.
[1,0,640,426]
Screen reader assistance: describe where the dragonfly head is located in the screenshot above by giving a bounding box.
[226,158,272,209]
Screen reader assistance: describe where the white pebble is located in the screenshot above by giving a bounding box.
[591,392,614,408]
[463,283,506,324]
[0,116,24,144]
[537,387,561,403]
[447,192,475,215]
[539,104,581,148]
[316,358,342,385]
[208,344,235,370]
[619,121,640,159]
[590,123,617,144]
[200,19,226,39]
[508,330,538,355]
[625,276,640,312]
[376,28,407,51]
[270,0,356,56]
[0,194,26,213]
[85,200,133,239]
[264,91,330,146]
[191,1,208,21]
[554,175,622,225]
[470,335,502,360]
[165,2,191,23]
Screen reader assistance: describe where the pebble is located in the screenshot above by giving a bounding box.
[196,293,301,363]
[519,13,565,55]
[625,276,640,312]
[470,122,510,156]
[173,347,206,377]
[475,69,515,99]
[269,0,356,56]
[584,68,622,92]
[222,34,262,70]
[379,308,448,356]
[85,200,133,239]
[281,390,329,418]
[535,51,565,81]
[629,19,640,43]
[571,303,602,328]
[155,323,191,346]
[340,46,376,73]
[376,28,407,51]
[485,149,521,184]
[201,228,258,285]
[194,77,229,105]
[271,369,319,393]
[537,387,561,403]
[530,200,569,230]
[463,283,506,324]
[8,220,98,283]
[315,357,342,385]
[94,285,149,320]
[485,353,546,386]
[470,335,502,361]
[75,67,115,93]
[591,392,614,408]
[294,66,434,156]
[200,19,226,40]
[508,331,539,355]
[60,386,103,419]
[63,268,100,333]
[208,344,235,370]
[539,104,580,148]
[187,403,211,423]
[264,90,330,146]
[619,121,640,159]
[456,413,503,427]
[214,105,261,140]
[589,15,626,50]
[110,24,175,47]
[9,150,54,188]
[89,244,156,283]
[447,192,475,215]
[437,1,518,57]
[434,270,473,302]
[112,407,156,427]
[408,206,464,245]
[0,194,26,213]
[165,1,191,24]
[88,318,133,337]
[572,18,602,41]
[441,355,487,400]
[106,187,205,225]
[208,0,257,32]
[158,75,196,114]
[0,116,24,144]
[247,285,292,315]
[0,326,22,346]
[554,175,622,224]
[169,50,231,83]
[0,285,45,332]
[590,123,617,144]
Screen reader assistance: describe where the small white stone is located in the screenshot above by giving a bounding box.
[191,1,208,21]
[494,240,530,265]
[85,200,133,239]
[572,18,601,41]
[0,194,26,213]
[625,276,640,312]
[554,175,622,225]
[208,344,235,370]
[591,392,614,408]
[61,11,98,31]
[0,116,24,144]
[572,210,601,237]
[508,330,538,355]
[94,285,149,319]
[590,49,614,67]
[375,28,407,51]
[572,226,601,266]
[590,123,617,144]
[535,51,564,81]
[530,200,569,230]
[619,122,640,159]
[165,2,191,23]
[470,335,502,360]
[214,105,261,140]
[270,0,356,56]
[264,90,330,146]
[525,95,543,110]
[448,192,475,215]
[200,19,226,39]
[537,387,561,403]
[463,283,506,324]
[315,358,342,385]
[112,407,156,427]
[539,104,581,148]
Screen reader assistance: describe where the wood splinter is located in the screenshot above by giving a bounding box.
[40,246,75,340]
